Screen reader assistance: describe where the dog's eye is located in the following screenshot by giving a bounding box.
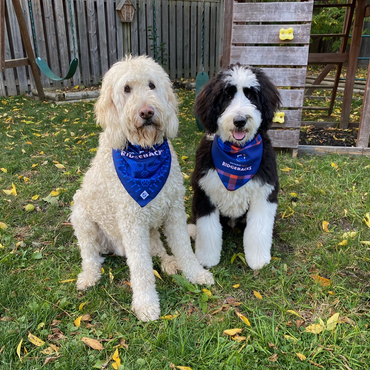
[124,85,131,93]
[149,82,156,90]
[243,87,254,99]
[225,85,236,99]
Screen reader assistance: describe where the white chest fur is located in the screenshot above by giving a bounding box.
[199,169,274,219]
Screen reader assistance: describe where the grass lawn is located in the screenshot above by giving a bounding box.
[0,91,370,370]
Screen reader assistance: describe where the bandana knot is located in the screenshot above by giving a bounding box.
[112,139,171,207]
[211,134,263,191]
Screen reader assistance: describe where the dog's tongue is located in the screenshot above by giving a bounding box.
[233,131,246,140]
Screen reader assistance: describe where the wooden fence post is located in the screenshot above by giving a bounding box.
[357,59,370,147]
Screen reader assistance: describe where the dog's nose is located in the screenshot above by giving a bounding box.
[233,117,247,128]
[139,106,154,120]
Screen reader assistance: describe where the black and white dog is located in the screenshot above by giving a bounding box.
[189,64,281,270]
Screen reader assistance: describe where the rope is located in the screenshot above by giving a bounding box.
[28,0,39,57]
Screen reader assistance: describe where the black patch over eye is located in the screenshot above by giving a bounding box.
[124,85,131,93]
[225,85,236,99]
[149,82,156,90]
[243,87,255,99]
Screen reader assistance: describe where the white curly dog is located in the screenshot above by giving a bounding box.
[71,55,214,321]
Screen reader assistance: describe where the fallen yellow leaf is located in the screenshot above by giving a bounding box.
[338,240,348,246]
[182,172,190,180]
[236,312,251,326]
[286,310,304,319]
[32,195,39,200]
[364,213,370,228]
[59,279,76,283]
[181,156,188,160]
[223,328,243,336]
[0,222,8,230]
[360,241,370,246]
[326,312,340,331]
[79,301,89,311]
[3,183,17,196]
[290,192,297,197]
[50,190,60,197]
[153,269,163,281]
[322,221,329,232]
[0,168,7,173]
[109,268,114,284]
[305,323,324,334]
[16,339,23,361]
[281,167,292,172]
[202,289,212,297]
[161,314,179,320]
[233,284,240,288]
[232,335,246,342]
[28,332,45,347]
[342,231,357,239]
[81,337,103,350]
[253,290,262,299]
[331,162,338,169]
[74,316,82,327]
[176,366,192,370]
[284,335,297,343]
[312,274,331,287]
[112,348,121,369]
[54,164,65,169]
[296,353,306,361]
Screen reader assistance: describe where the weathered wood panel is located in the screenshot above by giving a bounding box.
[232,24,311,45]
[271,110,302,129]
[278,89,304,108]
[234,1,313,23]
[357,60,370,147]
[268,129,301,149]
[261,68,306,88]
[231,46,309,66]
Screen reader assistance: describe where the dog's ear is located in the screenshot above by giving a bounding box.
[254,69,281,131]
[194,74,225,134]
[94,74,127,149]
[164,83,179,139]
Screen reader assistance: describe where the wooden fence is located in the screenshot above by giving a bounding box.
[1,0,223,96]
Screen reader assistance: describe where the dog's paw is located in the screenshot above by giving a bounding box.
[245,254,271,270]
[195,249,220,269]
[192,269,214,285]
[76,271,101,290]
[132,303,161,322]
[160,255,178,276]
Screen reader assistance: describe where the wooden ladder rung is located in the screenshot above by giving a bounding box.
[302,107,330,111]
[304,84,336,88]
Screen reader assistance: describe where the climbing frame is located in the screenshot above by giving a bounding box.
[221,0,313,151]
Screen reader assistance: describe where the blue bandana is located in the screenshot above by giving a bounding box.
[112,140,171,207]
[212,134,263,191]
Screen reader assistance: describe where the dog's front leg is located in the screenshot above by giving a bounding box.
[243,194,277,270]
[121,226,160,322]
[164,201,214,285]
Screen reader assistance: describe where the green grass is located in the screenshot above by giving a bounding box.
[1,92,370,370]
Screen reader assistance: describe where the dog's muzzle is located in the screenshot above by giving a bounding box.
[139,105,157,126]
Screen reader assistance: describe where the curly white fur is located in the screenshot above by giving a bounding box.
[71,56,213,322]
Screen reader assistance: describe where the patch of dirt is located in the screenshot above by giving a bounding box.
[299,126,358,147]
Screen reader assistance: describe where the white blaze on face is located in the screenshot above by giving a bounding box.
[217,66,262,145]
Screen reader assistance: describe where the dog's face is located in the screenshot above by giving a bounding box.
[95,55,178,149]
[195,64,280,145]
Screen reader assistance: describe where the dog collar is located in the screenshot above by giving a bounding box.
[112,139,171,207]
[211,134,263,191]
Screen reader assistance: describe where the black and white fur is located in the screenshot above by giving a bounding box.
[189,64,281,270]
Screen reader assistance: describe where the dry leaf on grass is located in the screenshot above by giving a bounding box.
[28,332,45,347]
[296,353,306,361]
[312,274,332,287]
[223,328,243,336]
[305,324,324,334]
[235,312,251,326]
[81,337,104,350]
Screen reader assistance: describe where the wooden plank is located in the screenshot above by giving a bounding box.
[268,129,300,149]
[190,1,197,77]
[176,0,183,77]
[261,68,306,88]
[271,109,302,129]
[86,0,99,84]
[340,0,366,128]
[184,1,190,78]
[4,1,17,95]
[7,0,28,93]
[161,0,169,70]
[221,0,233,68]
[169,0,176,78]
[154,0,162,63]
[147,0,154,59]
[357,59,370,148]
[298,145,370,156]
[215,0,222,76]
[130,0,139,56]
[231,46,309,66]
[234,2,313,23]
[138,0,147,55]
[308,53,348,63]
[76,0,91,86]
[209,2,216,77]
[97,0,109,76]
[0,0,4,72]
[203,2,210,76]
[232,24,311,45]
[67,0,80,87]
[106,0,118,65]
[278,89,304,108]
[4,58,29,68]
